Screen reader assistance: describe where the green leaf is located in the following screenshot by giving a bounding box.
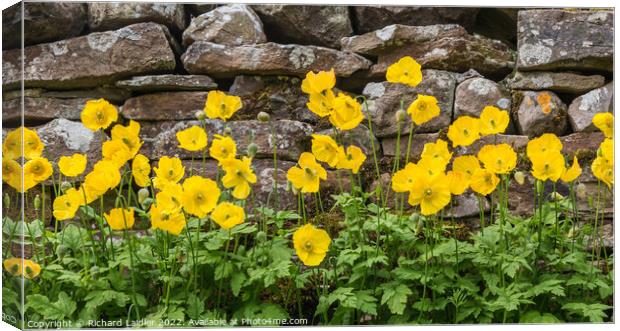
[186,294,204,320]
[379,282,412,315]
[355,290,378,316]
[231,272,246,297]
[26,292,76,320]
[84,290,130,310]
[562,302,611,322]
[520,310,561,323]
[214,262,233,280]
[526,279,565,298]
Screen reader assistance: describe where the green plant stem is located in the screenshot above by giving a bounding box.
[270,120,280,211]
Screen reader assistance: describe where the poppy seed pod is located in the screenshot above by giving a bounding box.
[550,192,564,201]
[514,171,526,185]
[395,109,407,123]
[60,181,73,193]
[33,194,41,211]
[535,180,544,194]
[141,197,154,210]
[257,111,270,122]
[137,188,150,205]
[4,193,10,208]
[247,143,258,157]
[224,127,233,136]
[194,110,206,121]
[576,183,587,199]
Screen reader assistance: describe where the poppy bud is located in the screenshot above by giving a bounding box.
[141,198,154,210]
[257,111,270,122]
[535,180,544,194]
[576,183,587,199]
[137,188,150,205]
[194,110,206,121]
[514,171,525,185]
[4,193,10,208]
[224,127,232,136]
[550,192,564,201]
[33,195,41,211]
[60,181,72,193]
[256,231,267,243]
[395,109,407,123]
[247,143,258,157]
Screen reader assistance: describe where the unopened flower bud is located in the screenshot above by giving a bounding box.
[137,188,150,205]
[33,195,41,211]
[395,109,407,123]
[195,110,206,121]
[550,192,564,201]
[60,181,72,193]
[514,171,525,185]
[256,231,267,243]
[535,180,544,194]
[257,111,270,122]
[224,127,232,136]
[576,183,587,199]
[4,193,10,208]
[141,197,154,210]
[247,143,258,157]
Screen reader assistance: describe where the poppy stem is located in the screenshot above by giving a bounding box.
[269,120,280,211]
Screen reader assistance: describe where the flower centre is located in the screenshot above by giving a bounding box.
[196,193,204,201]
[490,119,496,127]
[463,129,469,136]
[424,188,433,197]
[304,241,313,250]
[96,111,105,122]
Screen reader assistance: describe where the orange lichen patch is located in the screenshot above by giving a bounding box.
[536,92,552,114]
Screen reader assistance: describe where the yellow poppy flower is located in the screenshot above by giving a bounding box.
[407,173,451,215]
[329,93,364,131]
[336,145,366,174]
[301,68,336,95]
[391,163,419,193]
[591,156,614,188]
[452,155,481,179]
[23,157,53,182]
[386,56,423,87]
[311,134,340,167]
[111,120,142,157]
[479,106,510,135]
[80,98,118,131]
[293,223,331,266]
[561,156,582,183]
[176,125,208,152]
[286,152,327,193]
[417,156,448,177]
[204,90,242,121]
[2,159,23,192]
[447,116,481,148]
[209,134,237,164]
[592,112,613,138]
[93,160,121,189]
[3,258,41,279]
[407,94,441,126]
[153,156,185,190]
[447,170,469,195]
[104,207,135,231]
[58,154,87,177]
[53,188,83,221]
[470,168,500,196]
[132,154,151,187]
[477,144,517,174]
[102,140,132,168]
[155,184,184,213]
[421,139,452,169]
[150,203,186,236]
[221,157,257,200]
[307,89,336,117]
[600,138,613,161]
[526,133,563,161]
[530,152,565,182]
[2,127,44,160]
[182,176,220,218]
[211,202,245,230]
[82,171,110,203]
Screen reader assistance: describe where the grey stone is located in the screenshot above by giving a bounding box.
[454,77,513,118]
[253,5,353,49]
[4,97,89,124]
[2,23,176,90]
[187,4,218,16]
[121,92,208,121]
[514,91,568,137]
[115,75,218,92]
[341,24,514,78]
[568,83,614,133]
[517,9,613,71]
[363,70,456,137]
[181,42,372,78]
[182,4,266,47]
[507,71,606,94]
[559,131,606,160]
[381,132,440,160]
[454,134,530,157]
[144,120,313,162]
[87,3,186,32]
[2,2,86,50]
[446,193,490,219]
[353,6,479,34]
[229,75,318,124]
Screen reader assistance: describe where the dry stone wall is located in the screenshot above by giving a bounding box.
[2,3,614,222]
